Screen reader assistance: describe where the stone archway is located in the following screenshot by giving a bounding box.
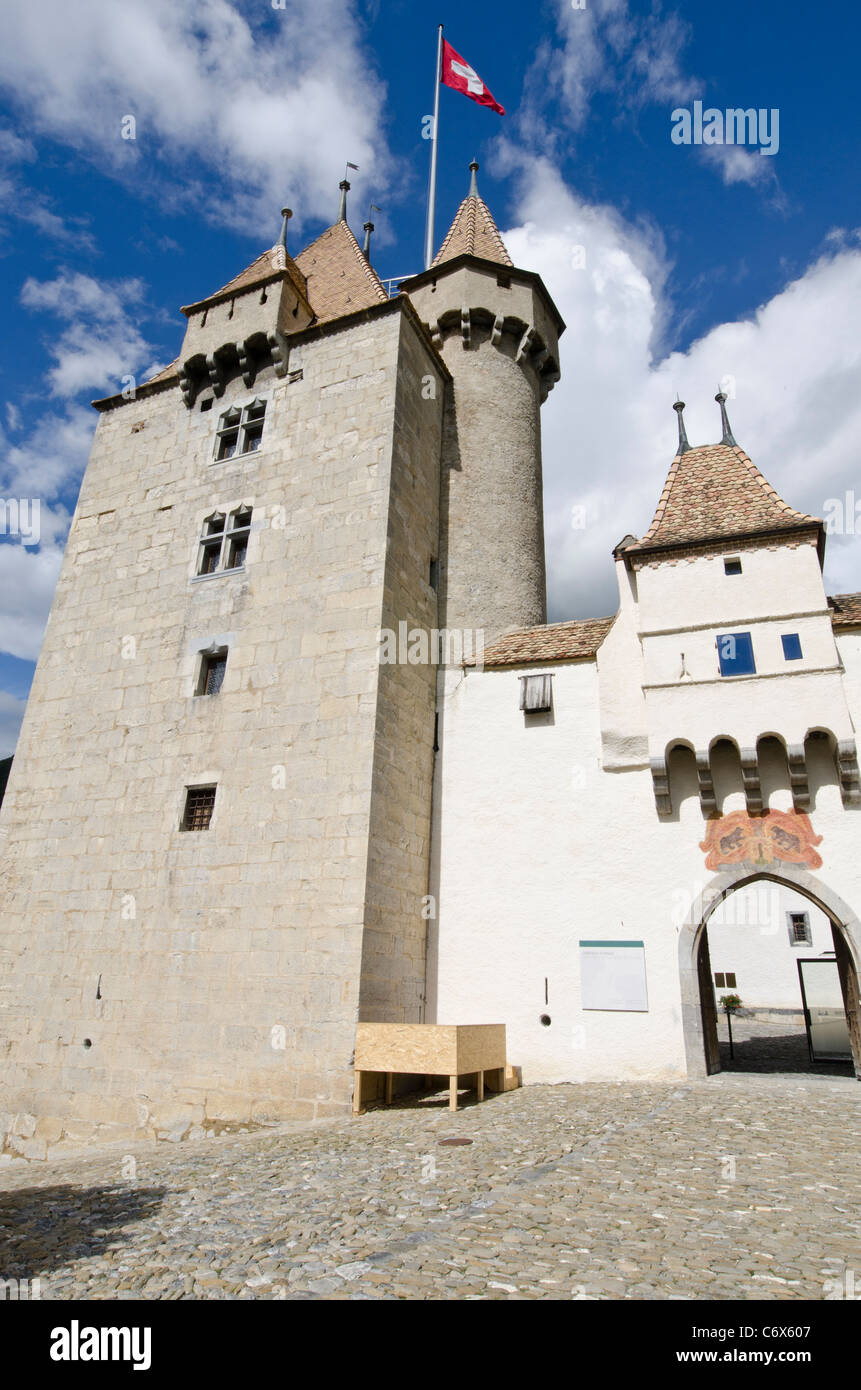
[678,864,861,1080]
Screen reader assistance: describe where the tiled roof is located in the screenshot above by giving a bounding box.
[474,615,616,667]
[829,593,861,628]
[182,244,309,316]
[295,220,388,324]
[625,443,821,554]
[432,194,513,269]
[138,357,179,389]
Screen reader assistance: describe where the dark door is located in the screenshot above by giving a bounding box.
[697,929,721,1074]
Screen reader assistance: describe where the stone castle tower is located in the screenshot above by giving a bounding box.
[0,166,562,1157]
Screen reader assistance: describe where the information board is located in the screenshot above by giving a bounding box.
[579,939,648,1012]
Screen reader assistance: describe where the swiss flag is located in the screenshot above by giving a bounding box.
[441,39,505,115]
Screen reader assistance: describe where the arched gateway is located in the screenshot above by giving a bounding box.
[679,865,861,1079]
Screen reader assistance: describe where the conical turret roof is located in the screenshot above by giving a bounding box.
[432,161,513,268]
[624,436,822,557]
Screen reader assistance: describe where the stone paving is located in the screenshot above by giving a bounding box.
[1,1073,859,1300]
[717,1013,855,1077]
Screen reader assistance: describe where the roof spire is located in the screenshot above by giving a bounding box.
[715,387,738,447]
[363,203,381,261]
[468,158,480,198]
[277,206,293,250]
[673,397,691,455]
[338,162,359,222]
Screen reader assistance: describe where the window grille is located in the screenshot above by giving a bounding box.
[197,649,228,696]
[787,911,812,946]
[181,785,216,831]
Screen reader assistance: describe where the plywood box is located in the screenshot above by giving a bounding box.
[353,1023,506,1113]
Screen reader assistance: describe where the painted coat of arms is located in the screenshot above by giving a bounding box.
[699,809,823,871]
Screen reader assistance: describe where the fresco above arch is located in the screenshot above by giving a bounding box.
[699,809,823,871]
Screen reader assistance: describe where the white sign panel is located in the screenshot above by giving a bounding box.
[579,940,648,1012]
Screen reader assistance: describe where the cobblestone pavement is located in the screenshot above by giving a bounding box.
[2,1074,860,1300]
[717,1014,855,1077]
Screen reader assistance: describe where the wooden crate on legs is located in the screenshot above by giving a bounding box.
[352,1023,507,1114]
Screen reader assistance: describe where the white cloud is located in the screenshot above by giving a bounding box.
[20,272,155,398]
[0,689,28,759]
[2,403,93,499]
[0,541,64,663]
[0,0,391,236]
[522,0,778,192]
[501,161,861,621]
[0,403,90,667]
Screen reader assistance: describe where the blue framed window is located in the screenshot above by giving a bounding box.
[717,631,755,677]
[781,633,803,661]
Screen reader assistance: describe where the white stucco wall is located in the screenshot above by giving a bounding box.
[706,884,835,1009]
[431,621,861,1084]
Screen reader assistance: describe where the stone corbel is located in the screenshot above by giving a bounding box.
[267,330,289,379]
[539,368,560,405]
[739,746,763,814]
[428,319,442,349]
[460,306,471,346]
[236,341,254,389]
[516,325,537,364]
[490,314,505,347]
[650,757,672,816]
[178,364,196,409]
[695,751,716,816]
[205,353,225,398]
[837,739,861,806]
[786,744,810,811]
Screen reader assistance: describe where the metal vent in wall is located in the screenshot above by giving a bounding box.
[519,673,553,713]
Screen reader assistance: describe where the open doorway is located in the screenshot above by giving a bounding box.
[681,868,861,1081]
[699,881,853,1075]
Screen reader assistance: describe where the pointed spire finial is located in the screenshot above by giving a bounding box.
[468,158,479,198]
[715,386,738,447]
[277,207,293,250]
[673,397,691,455]
[363,203,381,260]
[338,162,359,222]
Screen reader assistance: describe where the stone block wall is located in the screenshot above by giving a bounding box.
[0,299,443,1156]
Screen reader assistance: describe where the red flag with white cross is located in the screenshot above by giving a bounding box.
[441,39,505,115]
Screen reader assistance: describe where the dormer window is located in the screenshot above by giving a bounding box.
[214,399,267,460]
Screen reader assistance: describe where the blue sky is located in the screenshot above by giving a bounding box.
[0,0,860,754]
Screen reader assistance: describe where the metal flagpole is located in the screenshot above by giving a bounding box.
[424,23,443,270]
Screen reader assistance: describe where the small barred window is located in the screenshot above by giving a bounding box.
[196,648,228,696]
[181,785,216,831]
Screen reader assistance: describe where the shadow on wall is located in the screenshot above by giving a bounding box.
[0,756,12,808]
[0,1182,166,1279]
